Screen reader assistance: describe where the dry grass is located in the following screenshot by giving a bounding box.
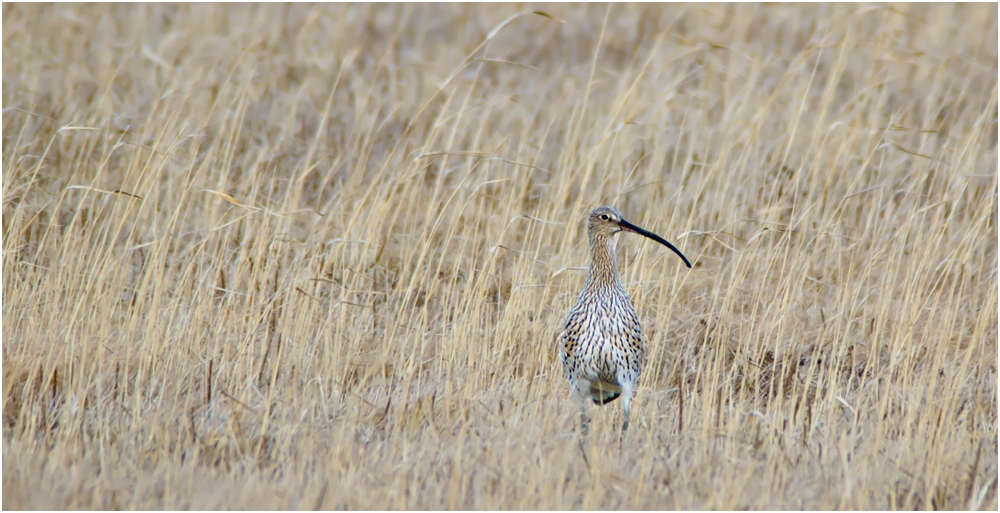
[2,3,997,509]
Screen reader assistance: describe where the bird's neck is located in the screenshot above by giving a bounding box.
[585,234,623,290]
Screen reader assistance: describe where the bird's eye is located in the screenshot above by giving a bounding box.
[600,214,609,221]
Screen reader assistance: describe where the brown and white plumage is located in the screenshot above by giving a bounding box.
[559,206,691,435]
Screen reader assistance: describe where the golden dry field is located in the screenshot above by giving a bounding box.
[2,3,998,509]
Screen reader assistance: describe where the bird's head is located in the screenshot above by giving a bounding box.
[587,206,627,238]
[586,206,692,268]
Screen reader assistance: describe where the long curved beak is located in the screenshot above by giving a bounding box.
[619,219,692,268]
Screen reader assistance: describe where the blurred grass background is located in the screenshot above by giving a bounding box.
[2,3,997,509]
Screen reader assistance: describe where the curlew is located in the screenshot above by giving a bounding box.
[559,206,691,436]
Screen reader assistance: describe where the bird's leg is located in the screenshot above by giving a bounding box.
[618,412,628,448]
[573,381,591,436]
[620,385,634,438]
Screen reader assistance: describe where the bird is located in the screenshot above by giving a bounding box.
[558,206,691,436]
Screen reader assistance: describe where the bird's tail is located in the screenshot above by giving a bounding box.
[593,392,621,405]
[589,382,622,405]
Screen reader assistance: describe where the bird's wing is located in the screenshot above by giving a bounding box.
[559,308,586,366]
